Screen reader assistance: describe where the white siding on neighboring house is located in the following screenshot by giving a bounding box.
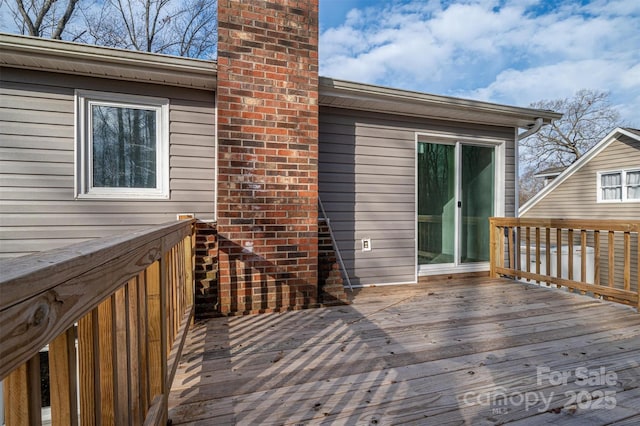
[319,107,516,286]
[0,67,216,257]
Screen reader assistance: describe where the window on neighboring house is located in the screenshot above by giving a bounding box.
[628,170,640,200]
[598,169,640,202]
[75,90,169,199]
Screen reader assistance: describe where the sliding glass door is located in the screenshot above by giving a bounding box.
[417,140,497,272]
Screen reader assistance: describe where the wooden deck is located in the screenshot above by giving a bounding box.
[168,277,640,425]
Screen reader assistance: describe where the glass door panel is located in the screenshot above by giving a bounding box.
[417,142,455,265]
[460,145,495,263]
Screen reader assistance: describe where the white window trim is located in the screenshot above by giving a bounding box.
[75,90,170,199]
[597,169,640,203]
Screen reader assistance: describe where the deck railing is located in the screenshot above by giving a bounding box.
[0,219,196,425]
[490,218,640,311]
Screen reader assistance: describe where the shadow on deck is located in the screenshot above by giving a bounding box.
[169,277,640,425]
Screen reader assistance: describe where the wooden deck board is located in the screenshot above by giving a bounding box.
[168,278,640,425]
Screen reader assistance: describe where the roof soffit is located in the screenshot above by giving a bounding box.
[0,33,217,90]
[318,77,562,129]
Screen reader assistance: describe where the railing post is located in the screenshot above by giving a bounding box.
[489,218,497,278]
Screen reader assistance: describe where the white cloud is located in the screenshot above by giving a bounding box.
[462,60,636,103]
[319,0,640,126]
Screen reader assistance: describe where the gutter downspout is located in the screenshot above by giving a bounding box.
[516,117,544,142]
[514,117,545,217]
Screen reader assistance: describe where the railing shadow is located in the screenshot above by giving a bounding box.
[168,282,473,424]
[440,277,640,424]
[169,276,640,424]
[217,235,318,315]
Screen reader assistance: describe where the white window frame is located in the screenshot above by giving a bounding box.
[414,132,506,278]
[75,90,170,199]
[597,169,640,203]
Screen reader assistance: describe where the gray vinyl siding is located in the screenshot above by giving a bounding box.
[522,135,639,292]
[319,107,516,286]
[0,67,216,257]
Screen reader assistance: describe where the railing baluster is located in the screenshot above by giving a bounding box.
[159,254,169,424]
[97,297,115,426]
[499,224,505,272]
[624,231,631,292]
[535,227,541,284]
[545,228,551,285]
[78,309,98,426]
[49,327,78,426]
[515,226,521,279]
[594,231,601,288]
[556,228,562,289]
[146,261,162,400]
[114,286,130,425]
[4,356,41,426]
[609,231,615,289]
[594,231,601,297]
[508,227,514,271]
[127,278,142,426]
[580,230,587,295]
[568,229,574,285]
[137,271,150,416]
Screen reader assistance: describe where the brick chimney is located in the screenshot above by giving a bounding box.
[216,0,319,314]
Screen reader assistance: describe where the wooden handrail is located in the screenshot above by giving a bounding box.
[490,217,640,311]
[0,219,196,425]
[490,217,640,233]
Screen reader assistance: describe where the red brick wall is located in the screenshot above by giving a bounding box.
[216,0,319,314]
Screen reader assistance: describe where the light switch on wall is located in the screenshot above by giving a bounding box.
[362,238,372,252]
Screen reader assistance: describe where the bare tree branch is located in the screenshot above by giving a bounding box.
[519,89,625,204]
[11,0,80,38]
[9,0,217,58]
[52,0,79,39]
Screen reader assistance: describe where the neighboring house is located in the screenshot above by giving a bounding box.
[1,8,561,312]
[534,166,567,186]
[520,127,640,289]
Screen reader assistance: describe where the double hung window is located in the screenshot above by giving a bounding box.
[598,169,640,202]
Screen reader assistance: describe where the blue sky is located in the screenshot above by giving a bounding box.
[319,0,640,126]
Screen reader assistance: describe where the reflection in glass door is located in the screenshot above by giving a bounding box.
[417,141,496,270]
[417,143,455,265]
[461,145,495,263]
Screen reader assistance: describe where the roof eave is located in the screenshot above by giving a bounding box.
[319,77,561,129]
[0,33,217,90]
